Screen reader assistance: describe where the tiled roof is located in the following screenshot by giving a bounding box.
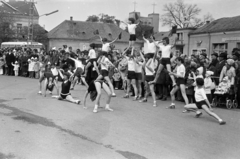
[190,16,240,35]
[0,1,39,16]
[48,20,142,43]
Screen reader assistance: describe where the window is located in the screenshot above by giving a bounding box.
[192,49,207,56]
[17,23,22,33]
[237,43,240,49]
[213,43,228,54]
[177,32,183,41]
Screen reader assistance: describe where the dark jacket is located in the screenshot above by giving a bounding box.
[208,59,218,72]
[214,60,226,76]
[5,53,15,65]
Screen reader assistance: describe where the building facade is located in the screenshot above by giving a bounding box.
[0,0,39,40]
[157,16,240,57]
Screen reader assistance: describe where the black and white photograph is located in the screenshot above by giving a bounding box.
[0,0,240,158]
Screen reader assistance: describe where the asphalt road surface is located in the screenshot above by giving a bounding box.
[0,76,239,159]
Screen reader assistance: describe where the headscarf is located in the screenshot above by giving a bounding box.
[227,59,234,66]
[206,71,214,76]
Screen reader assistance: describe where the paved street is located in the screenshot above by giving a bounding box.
[0,76,239,159]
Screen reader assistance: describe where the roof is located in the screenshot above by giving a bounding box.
[0,0,39,17]
[190,16,240,35]
[48,20,141,43]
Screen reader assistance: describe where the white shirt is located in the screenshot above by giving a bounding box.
[158,44,172,58]
[195,87,207,102]
[135,62,143,73]
[127,24,137,35]
[69,57,84,71]
[28,61,35,71]
[145,59,158,76]
[176,64,185,78]
[204,77,212,94]
[102,43,110,52]
[128,58,136,72]
[12,64,19,71]
[101,57,111,70]
[88,49,96,59]
[146,40,157,53]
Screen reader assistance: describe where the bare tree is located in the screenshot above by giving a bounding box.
[161,0,214,28]
[0,12,16,42]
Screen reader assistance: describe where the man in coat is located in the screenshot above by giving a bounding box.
[214,52,227,85]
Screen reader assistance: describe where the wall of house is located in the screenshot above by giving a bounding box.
[174,29,196,56]
[12,15,39,27]
[49,39,143,51]
[189,31,240,57]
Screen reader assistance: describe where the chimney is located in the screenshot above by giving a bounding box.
[70,16,73,21]
[206,21,210,24]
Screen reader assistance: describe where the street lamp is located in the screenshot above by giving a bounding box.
[28,9,59,45]
[39,10,59,17]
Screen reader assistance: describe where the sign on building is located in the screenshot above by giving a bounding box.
[222,37,240,42]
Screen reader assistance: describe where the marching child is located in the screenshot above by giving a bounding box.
[184,78,226,125]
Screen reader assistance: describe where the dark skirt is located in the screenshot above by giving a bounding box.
[127,71,136,80]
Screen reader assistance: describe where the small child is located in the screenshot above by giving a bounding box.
[12,61,20,76]
[28,57,35,78]
[112,70,121,89]
[184,78,226,125]
[0,57,5,75]
[33,57,40,79]
[214,76,231,94]
[204,71,214,103]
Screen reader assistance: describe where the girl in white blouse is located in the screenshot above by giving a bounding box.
[139,50,158,107]
[168,57,189,109]
[123,47,138,100]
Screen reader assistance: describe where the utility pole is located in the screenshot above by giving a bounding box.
[27,0,36,45]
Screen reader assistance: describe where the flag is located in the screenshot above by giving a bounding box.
[93,29,99,35]
[150,27,154,35]
[118,32,122,39]
[135,12,139,20]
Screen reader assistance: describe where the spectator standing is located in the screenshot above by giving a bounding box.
[214,52,227,85]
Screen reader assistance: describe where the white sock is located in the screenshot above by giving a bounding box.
[219,119,223,122]
[106,104,110,108]
[94,105,98,109]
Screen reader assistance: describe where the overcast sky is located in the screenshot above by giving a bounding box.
[35,0,240,31]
